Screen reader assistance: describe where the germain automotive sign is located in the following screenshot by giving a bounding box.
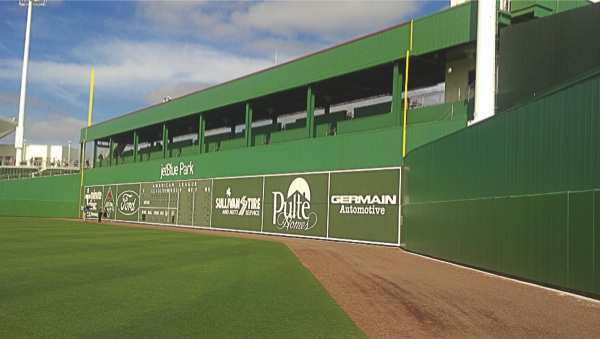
[328,169,400,243]
[331,194,397,215]
[84,167,401,245]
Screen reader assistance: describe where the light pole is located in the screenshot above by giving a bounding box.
[15,0,46,166]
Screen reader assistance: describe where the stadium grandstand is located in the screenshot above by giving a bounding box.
[0,115,79,180]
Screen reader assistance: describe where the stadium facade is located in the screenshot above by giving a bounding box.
[1,0,599,297]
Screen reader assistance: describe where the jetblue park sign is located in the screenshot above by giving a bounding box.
[84,167,401,245]
[160,161,195,179]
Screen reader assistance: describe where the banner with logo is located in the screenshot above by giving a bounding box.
[102,185,118,220]
[83,167,401,245]
[83,186,104,219]
[212,177,263,231]
[328,169,400,243]
[262,174,329,237]
[115,183,141,222]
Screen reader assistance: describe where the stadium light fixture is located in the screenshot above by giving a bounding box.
[15,0,46,166]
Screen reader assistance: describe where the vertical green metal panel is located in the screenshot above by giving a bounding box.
[522,195,547,282]
[198,114,205,154]
[544,193,569,288]
[306,86,315,139]
[506,196,527,279]
[437,201,460,261]
[478,198,498,271]
[460,200,478,267]
[568,191,595,293]
[245,103,252,147]
[595,190,600,295]
[491,197,512,273]
[162,124,169,159]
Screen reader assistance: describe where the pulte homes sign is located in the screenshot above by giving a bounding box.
[83,167,401,245]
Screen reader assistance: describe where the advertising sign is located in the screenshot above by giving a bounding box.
[115,184,140,222]
[328,169,400,243]
[262,174,328,237]
[212,177,263,231]
[83,166,401,245]
[83,186,104,219]
[102,185,118,220]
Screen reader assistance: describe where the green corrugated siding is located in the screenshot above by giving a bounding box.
[568,191,595,292]
[407,71,600,203]
[403,70,600,295]
[0,175,80,218]
[498,3,600,111]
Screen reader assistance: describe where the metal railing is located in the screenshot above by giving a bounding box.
[0,165,80,181]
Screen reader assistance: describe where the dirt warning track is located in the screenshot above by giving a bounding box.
[105,221,600,338]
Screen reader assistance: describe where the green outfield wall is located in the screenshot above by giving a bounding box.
[402,70,600,296]
[82,167,401,245]
[0,175,80,218]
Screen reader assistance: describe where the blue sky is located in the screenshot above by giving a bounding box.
[0,0,447,146]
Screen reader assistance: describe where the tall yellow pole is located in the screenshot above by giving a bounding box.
[78,69,94,218]
[402,51,410,158]
[87,69,94,127]
[402,21,413,158]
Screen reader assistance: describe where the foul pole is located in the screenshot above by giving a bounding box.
[402,20,413,158]
[79,69,94,217]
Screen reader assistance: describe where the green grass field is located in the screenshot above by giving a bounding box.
[0,217,365,338]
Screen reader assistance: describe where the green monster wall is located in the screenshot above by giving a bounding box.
[0,175,80,218]
[402,70,600,296]
[83,168,402,245]
[79,123,419,245]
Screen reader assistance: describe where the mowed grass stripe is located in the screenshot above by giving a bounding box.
[0,217,365,338]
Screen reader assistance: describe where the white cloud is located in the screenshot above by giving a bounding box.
[13,39,273,106]
[137,1,421,40]
[231,1,420,41]
[135,1,423,57]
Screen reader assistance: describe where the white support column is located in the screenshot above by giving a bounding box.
[472,0,497,124]
[14,0,34,166]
